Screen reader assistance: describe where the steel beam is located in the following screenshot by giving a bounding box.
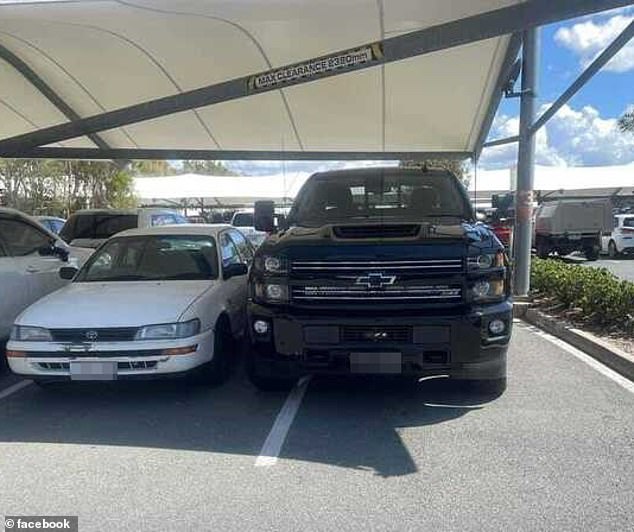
[513,27,540,296]
[0,0,631,153]
[531,20,634,134]
[482,135,519,148]
[0,42,112,152]
[0,147,472,161]
[473,33,522,160]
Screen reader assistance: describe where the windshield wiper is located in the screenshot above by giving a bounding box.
[86,274,149,282]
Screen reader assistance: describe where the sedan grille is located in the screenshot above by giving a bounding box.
[49,327,139,342]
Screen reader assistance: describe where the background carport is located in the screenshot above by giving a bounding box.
[0,0,632,295]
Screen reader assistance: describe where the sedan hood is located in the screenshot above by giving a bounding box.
[17,281,215,328]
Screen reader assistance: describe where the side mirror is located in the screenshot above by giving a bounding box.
[59,266,78,280]
[254,200,275,233]
[223,262,248,280]
[38,243,56,257]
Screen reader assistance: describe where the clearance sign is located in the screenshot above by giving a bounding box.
[248,43,384,91]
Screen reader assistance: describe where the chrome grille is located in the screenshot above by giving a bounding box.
[292,259,463,272]
[292,285,462,301]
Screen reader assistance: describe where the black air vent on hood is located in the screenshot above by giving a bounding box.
[333,224,420,239]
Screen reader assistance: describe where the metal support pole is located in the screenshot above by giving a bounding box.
[513,27,540,297]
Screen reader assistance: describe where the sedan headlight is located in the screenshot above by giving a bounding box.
[135,319,201,340]
[468,251,504,270]
[255,283,289,304]
[10,325,52,342]
[471,279,505,302]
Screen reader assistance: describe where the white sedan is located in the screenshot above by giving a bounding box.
[6,225,253,386]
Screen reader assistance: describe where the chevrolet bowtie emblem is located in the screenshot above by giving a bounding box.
[355,272,396,289]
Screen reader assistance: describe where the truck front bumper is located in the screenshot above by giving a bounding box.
[248,301,512,380]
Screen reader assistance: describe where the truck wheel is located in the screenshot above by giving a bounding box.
[193,318,232,386]
[536,240,549,259]
[246,353,295,392]
[608,240,620,259]
[584,247,599,261]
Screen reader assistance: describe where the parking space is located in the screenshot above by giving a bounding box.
[0,322,632,531]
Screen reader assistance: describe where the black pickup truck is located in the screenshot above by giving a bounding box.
[247,168,512,392]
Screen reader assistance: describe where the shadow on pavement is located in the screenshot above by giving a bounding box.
[280,375,499,477]
[0,371,500,478]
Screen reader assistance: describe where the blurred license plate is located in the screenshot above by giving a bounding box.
[350,352,402,374]
[70,361,117,381]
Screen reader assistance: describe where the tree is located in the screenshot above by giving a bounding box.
[618,110,634,133]
[129,160,175,176]
[399,159,469,187]
[180,160,238,176]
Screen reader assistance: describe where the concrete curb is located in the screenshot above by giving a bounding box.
[520,306,634,382]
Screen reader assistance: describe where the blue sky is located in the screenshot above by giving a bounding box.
[227,6,634,176]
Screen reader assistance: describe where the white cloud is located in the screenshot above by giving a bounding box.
[554,13,634,72]
[480,103,634,169]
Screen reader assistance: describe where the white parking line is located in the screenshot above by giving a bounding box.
[255,375,312,467]
[527,326,634,394]
[0,380,32,400]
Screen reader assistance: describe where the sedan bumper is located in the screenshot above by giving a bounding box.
[6,330,214,380]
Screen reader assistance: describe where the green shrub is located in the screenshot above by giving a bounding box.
[530,258,634,334]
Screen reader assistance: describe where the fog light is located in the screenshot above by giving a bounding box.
[253,320,270,335]
[488,319,506,335]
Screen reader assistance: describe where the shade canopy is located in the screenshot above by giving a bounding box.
[0,0,525,156]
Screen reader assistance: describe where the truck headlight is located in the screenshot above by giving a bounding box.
[471,279,505,302]
[468,251,504,270]
[255,255,287,274]
[10,325,52,342]
[135,319,201,340]
[255,283,289,303]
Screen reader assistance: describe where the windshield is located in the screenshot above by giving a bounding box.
[288,171,471,226]
[76,235,218,282]
[233,212,255,227]
[60,213,137,241]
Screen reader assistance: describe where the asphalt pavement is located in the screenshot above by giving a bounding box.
[0,322,633,531]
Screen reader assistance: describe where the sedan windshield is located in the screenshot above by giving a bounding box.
[77,235,219,282]
[288,171,471,226]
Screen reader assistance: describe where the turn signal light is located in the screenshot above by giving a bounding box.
[6,350,26,358]
[161,345,198,356]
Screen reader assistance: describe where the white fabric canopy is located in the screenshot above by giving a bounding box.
[0,0,521,153]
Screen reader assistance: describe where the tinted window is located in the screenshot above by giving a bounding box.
[232,213,254,227]
[623,217,634,228]
[0,218,51,256]
[62,213,138,241]
[289,172,470,226]
[77,235,218,282]
[228,229,254,263]
[220,232,241,268]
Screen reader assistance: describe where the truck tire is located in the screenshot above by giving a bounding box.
[536,239,550,259]
[584,247,599,261]
[246,353,295,392]
[608,240,620,259]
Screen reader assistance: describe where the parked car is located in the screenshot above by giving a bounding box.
[601,214,634,257]
[35,216,66,235]
[534,199,613,261]
[0,208,77,344]
[6,225,253,386]
[59,208,188,249]
[247,168,512,393]
[231,209,268,247]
